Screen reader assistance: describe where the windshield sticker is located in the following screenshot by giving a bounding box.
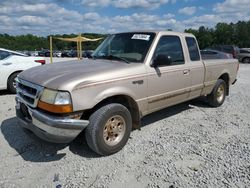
[131,34,150,41]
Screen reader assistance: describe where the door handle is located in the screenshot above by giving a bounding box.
[183,69,190,75]
[3,62,12,65]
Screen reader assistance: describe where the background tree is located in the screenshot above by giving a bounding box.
[185,20,250,49]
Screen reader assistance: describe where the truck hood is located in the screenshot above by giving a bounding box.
[18,59,136,90]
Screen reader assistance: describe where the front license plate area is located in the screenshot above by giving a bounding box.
[16,100,20,109]
[20,103,32,121]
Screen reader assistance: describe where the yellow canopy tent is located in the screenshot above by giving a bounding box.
[49,34,102,63]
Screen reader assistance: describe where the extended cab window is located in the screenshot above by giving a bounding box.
[186,37,200,61]
[153,35,185,66]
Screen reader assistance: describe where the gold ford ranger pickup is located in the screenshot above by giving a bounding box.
[15,31,239,155]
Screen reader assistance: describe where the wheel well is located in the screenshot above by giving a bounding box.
[7,71,22,87]
[242,57,250,62]
[8,71,22,81]
[82,95,141,129]
[219,73,229,95]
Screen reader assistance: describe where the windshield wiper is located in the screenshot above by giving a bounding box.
[106,55,130,64]
[92,54,130,64]
[108,55,130,64]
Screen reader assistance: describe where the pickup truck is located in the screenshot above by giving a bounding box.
[0,48,45,93]
[15,31,239,155]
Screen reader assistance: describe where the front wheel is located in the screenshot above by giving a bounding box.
[85,103,132,156]
[207,79,226,107]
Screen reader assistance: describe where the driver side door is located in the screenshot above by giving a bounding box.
[146,35,191,113]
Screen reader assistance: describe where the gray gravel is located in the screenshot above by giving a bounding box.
[0,64,249,188]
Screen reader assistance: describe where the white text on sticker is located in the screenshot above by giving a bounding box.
[132,34,150,41]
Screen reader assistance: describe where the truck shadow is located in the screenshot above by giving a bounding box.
[0,90,13,96]
[1,117,99,162]
[141,97,209,127]
[1,98,209,161]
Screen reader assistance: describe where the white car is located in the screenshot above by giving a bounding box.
[0,48,46,93]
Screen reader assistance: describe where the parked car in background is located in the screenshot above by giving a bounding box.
[54,51,62,57]
[0,48,45,93]
[208,45,240,58]
[236,48,250,63]
[61,50,90,58]
[83,50,94,58]
[38,49,50,57]
[30,51,39,57]
[61,50,77,57]
[201,49,233,60]
[22,51,32,56]
[61,50,69,57]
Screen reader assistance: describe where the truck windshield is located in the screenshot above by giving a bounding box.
[92,32,156,63]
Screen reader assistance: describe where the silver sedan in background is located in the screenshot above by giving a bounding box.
[236,49,250,63]
[201,49,233,60]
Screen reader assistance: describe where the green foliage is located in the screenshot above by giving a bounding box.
[185,20,250,49]
[0,34,48,51]
[0,33,107,51]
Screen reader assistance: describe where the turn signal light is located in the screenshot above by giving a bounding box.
[38,100,73,113]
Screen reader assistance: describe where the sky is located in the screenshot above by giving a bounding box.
[0,0,250,36]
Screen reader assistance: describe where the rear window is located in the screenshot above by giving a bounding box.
[240,49,250,53]
[0,50,11,60]
[185,37,200,61]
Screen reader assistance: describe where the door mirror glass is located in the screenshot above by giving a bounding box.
[151,54,172,67]
[151,35,184,67]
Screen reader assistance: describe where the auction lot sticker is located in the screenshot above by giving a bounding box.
[132,34,150,41]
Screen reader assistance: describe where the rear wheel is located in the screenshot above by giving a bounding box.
[7,72,19,94]
[242,57,250,64]
[85,103,132,156]
[207,79,226,107]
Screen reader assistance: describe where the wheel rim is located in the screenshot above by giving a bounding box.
[12,80,17,89]
[216,84,225,103]
[103,115,126,146]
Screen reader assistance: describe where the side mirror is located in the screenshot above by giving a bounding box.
[151,54,172,67]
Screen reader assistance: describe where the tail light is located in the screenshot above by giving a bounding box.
[35,60,46,65]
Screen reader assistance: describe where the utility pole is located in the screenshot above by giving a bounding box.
[50,36,53,63]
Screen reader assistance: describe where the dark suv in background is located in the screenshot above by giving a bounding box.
[208,45,240,58]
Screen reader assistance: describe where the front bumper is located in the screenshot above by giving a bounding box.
[16,99,89,143]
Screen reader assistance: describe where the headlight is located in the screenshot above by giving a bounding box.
[38,88,73,113]
[40,89,71,105]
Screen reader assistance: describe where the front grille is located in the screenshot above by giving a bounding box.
[16,78,43,108]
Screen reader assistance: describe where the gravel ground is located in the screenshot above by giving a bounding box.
[0,64,249,188]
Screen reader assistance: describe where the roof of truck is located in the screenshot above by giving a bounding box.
[115,30,195,37]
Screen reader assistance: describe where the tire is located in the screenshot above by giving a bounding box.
[7,72,19,94]
[85,103,132,156]
[242,57,250,64]
[207,79,226,107]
